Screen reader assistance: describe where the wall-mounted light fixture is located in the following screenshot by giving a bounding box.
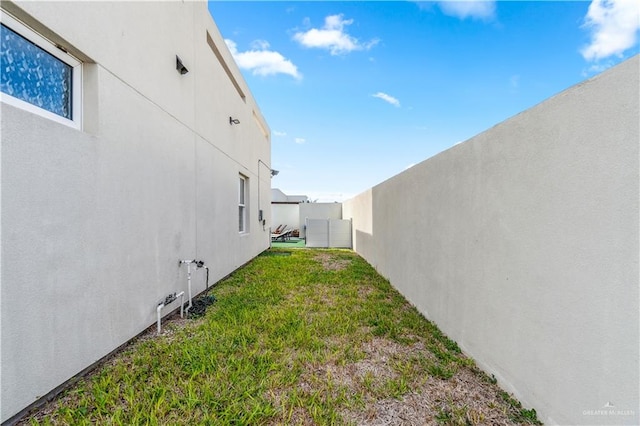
[271,169,279,177]
[176,55,189,75]
[229,117,240,125]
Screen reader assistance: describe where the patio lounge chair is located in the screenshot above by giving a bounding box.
[272,228,292,242]
[271,225,287,240]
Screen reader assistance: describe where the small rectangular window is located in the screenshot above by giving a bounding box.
[0,11,81,127]
[239,175,247,233]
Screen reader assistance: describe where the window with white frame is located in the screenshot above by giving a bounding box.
[238,174,248,233]
[0,11,82,127]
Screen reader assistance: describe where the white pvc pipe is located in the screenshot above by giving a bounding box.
[177,291,185,318]
[156,303,164,335]
[156,291,185,335]
[180,260,194,315]
[187,263,192,314]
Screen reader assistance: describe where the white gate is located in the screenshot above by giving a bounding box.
[305,218,352,248]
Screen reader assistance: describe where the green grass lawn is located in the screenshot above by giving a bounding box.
[24,249,541,425]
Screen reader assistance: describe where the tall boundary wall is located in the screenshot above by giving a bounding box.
[343,56,639,425]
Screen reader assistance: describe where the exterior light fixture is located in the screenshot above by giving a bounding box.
[270,169,279,177]
[176,55,189,75]
[229,117,240,125]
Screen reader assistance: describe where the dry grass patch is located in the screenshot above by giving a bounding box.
[343,366,520,425]
[314,251,352,271]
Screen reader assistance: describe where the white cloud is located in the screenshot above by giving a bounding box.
[250,39,271,50]
[581,0,640,61]
[509,75,520,93]
[293,14,379,55]
[509,75,520,89]
[582,60,616,76]
[225,39,302,80]
[273,131,287,137]
[372,92,401,107]
[437,1,496,20]
[294,137,306,144]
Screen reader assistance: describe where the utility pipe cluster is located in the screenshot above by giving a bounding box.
[156,259,209,335]
[178,259,209,315]
[156,291,184,335]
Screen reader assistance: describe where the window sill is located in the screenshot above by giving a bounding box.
[1,93,81,129]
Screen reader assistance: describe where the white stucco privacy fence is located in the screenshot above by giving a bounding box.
[343,56,639,425]
[305,218,352,248]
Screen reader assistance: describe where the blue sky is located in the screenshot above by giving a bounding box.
[208,1,639,202]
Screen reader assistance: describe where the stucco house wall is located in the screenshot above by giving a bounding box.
[0,1,271,422]
[343,56,639,425]
[271,188,289,202]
